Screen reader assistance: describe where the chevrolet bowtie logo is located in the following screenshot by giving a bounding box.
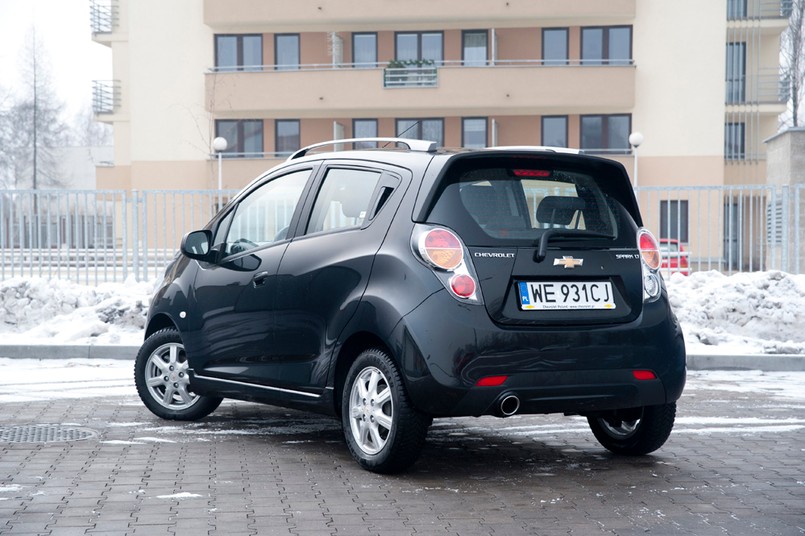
[553,256,584,269]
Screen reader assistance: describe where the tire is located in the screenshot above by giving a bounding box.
[587,402,676,456]
[341,348,431,473]
[134,327,222,421]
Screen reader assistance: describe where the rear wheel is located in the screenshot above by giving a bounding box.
[341,348,430,473]
[134,328,222,421]
[587,402,676,455]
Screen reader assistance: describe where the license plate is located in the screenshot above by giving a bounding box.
[517,281,616,310]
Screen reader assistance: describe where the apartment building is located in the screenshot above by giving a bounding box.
[89,0,790,267]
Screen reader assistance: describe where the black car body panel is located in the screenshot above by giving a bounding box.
[144,143,685,423]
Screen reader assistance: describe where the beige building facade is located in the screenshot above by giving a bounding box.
[91,0,788,194]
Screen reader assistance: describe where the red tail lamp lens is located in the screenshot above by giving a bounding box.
[638,229,661,270]
[421,228,463,270]
[475,375,508,387]
[450,274,477,298]
[633,370,657,381]
[513,169,552,178]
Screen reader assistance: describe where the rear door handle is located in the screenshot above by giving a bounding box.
[252,271,270,287]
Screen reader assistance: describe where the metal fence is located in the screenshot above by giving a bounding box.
[1,185,803,284]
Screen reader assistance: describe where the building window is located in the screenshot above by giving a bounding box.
[581,26,632,65]
[725,122,745,160]
[542,28,568,65]
[462,118,487,148]
[276,120,300,155]
[660,200,689,242]
[215,120,264,158]
[353,119,378,148]
[727,0,748,19]
[395,32,443,64]
[353,33,377,68]
[462,30,488,66]
[541,116,568,147]
[215,34,262,71]
[275,34,300,70]
[580,114,631,153]
[726,43,746,103]
[396,118,444,146]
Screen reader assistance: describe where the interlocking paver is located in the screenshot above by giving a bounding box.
[0,372,804,536]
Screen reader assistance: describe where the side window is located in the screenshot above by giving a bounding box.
[221,169,310,256]
[306,168,383,234]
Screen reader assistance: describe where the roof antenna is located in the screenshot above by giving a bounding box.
[384,121,421,148]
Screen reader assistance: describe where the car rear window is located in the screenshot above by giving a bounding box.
[424,156,638,247]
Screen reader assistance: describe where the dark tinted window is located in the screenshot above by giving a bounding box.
[425,157,637,247]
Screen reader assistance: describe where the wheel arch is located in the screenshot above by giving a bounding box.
[145,313,178,340]
[332,331,394,417]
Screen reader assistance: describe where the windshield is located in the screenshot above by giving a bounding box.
[424,157,637,247]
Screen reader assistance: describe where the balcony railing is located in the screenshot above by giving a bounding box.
[92,80,120,114]
[89,0,117,33]
[727,0,793,19]
[726,69,791,104]
[383,66,438,88]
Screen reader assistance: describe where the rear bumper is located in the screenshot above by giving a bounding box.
[392,289,686,417]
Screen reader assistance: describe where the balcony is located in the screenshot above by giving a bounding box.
[726,69,791,106]
[203,0,635,31]
[206,62,635,117]
[727,0,792,19]
[90,0,117,34]
[92,80,121,115]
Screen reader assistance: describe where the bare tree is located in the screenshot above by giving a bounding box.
[782,0,805,127]
[0,28,70,190]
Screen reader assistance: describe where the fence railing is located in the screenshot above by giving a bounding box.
[1,185,803,284]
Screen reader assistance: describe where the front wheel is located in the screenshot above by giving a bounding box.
[587,402,676,455]
[341,348,431,473]
[134,328,222,421]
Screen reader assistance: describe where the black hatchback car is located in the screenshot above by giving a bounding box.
[135,138,685,473]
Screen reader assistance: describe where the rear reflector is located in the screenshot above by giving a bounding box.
[632,370,657,381]
[450,274,476,298]
[513,169,552,178]
[475,375,508,387]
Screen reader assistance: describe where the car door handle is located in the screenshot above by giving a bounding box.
[252,271,270,287]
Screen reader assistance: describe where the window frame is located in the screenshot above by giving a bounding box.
[215,34,263,72]
[275,119,301,156]
[542,28,569,66]
[352,32,378,68]
[461,117,488,148]
[274,33,300,71]
[580,114,632,154]
[215,119,265,158]
[726,42,746,104]
[581,26,633,65]
[394,31,444,64]
[462,30,489,66]
[352,119,379,148]
[541,115,569,148]
[724,122,746,160]
[660,200,690,242]
[395,118,445,146]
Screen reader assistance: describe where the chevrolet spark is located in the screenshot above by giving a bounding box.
[135,138,686,473]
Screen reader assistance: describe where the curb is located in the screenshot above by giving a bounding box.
[0,346,804,372]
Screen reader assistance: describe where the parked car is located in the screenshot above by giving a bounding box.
[659,238,691,276]
[135,138,686,473]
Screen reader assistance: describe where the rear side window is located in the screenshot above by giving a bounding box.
[307,168,382,234]
[425,157,637,247]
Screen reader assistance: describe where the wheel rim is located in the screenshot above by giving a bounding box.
[598,415,641,439]
[348,366,394,456]
[143,342,200,410]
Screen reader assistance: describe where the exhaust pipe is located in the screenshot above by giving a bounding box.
[497,394,520,417]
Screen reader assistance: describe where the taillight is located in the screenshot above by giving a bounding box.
[637,228,662,302]
[419,228,463,270]
[412,224,484,304]
[638,229,661,270]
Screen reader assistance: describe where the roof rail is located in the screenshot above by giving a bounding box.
[288,137,438,160]
[486,145,581,155]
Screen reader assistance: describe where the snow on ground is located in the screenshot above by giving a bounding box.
[0,271,804,354]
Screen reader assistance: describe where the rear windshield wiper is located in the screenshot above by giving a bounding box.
[534,229,615,262]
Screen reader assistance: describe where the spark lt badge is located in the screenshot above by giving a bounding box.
[553,256,583,269]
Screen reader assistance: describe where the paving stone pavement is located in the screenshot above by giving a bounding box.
[0,369,803,535]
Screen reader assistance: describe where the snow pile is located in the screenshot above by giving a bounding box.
[0,271,804,354]
[0,277,154,345]
[666,270,805,355]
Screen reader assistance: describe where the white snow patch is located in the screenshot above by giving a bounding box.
[155,492,204,500]
[0,485,23,493]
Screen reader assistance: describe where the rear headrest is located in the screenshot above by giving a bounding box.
[536,196,586,226]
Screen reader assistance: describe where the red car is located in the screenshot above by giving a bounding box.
[659,239,690,275]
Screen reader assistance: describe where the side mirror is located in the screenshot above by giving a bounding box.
[180,230,213,261]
